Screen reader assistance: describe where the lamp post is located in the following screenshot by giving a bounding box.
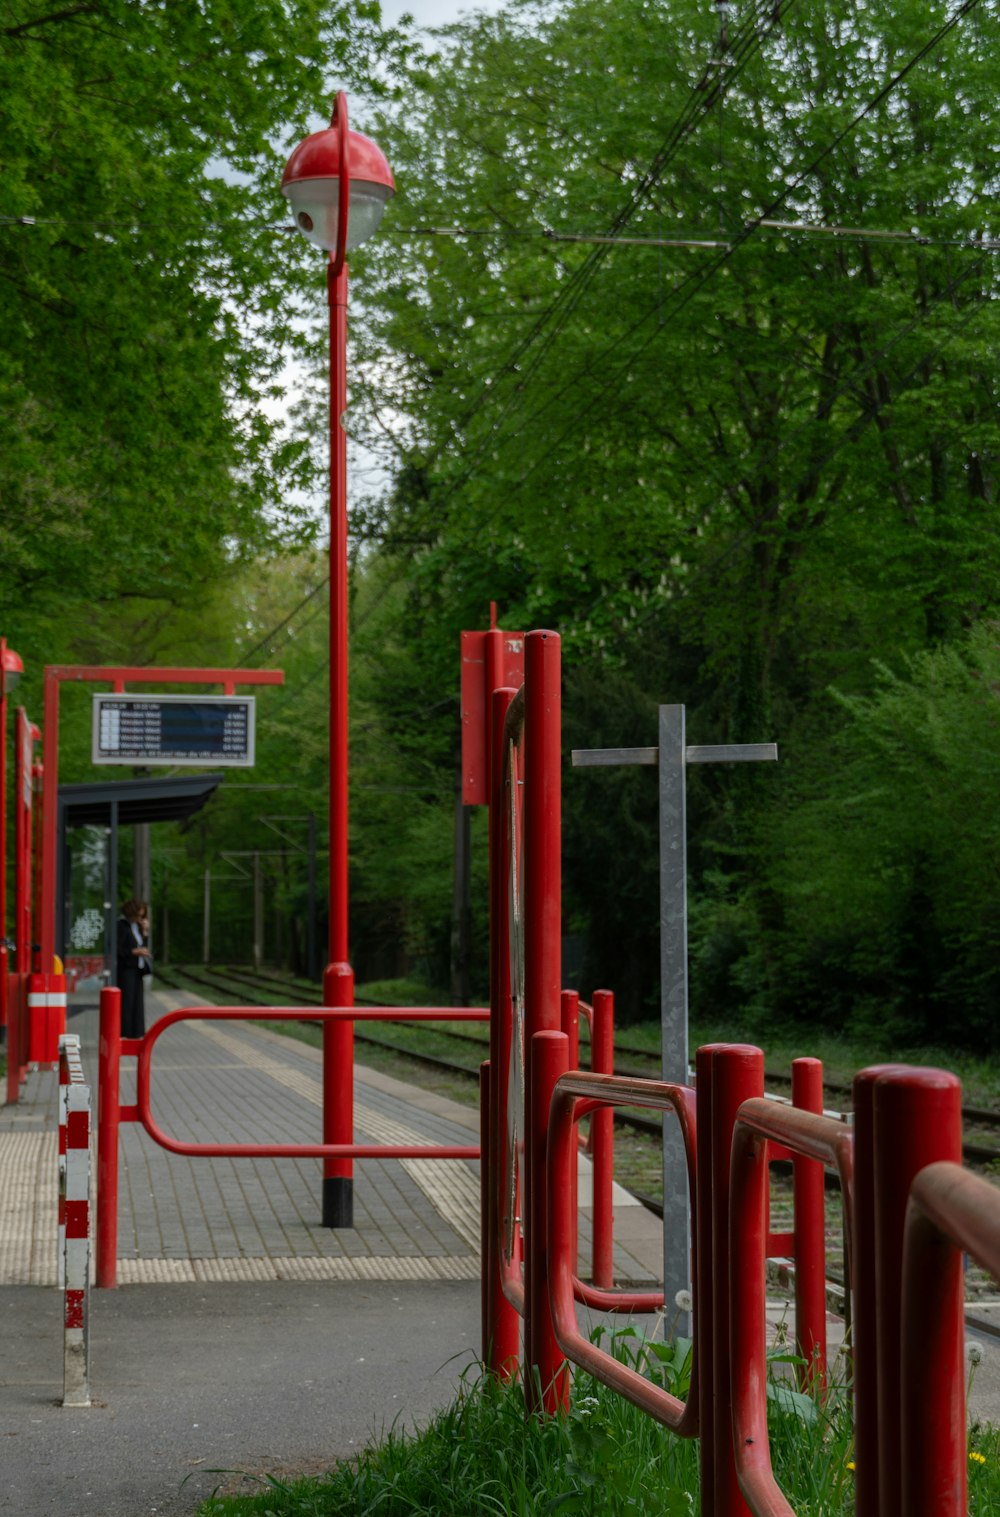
[282,93,395,1227]
[0,638,25,1041]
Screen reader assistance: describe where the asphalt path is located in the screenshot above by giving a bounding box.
[0,1278,480,1516]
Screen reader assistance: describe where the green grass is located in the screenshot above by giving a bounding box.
[198,1335,700,1517]
[195,1336,1000,1516]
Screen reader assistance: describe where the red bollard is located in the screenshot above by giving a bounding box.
[27,971,66,1066]
[591,989,615,1289]
[322,961,354,1227]
[791,1057,826,1392]
[701,1043,763,1517]
[872,1067,962,1517]
[527,1029,570,1413]
[96,986,121,1287]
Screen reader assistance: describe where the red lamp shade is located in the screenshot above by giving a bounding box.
[282,123,394,255]
[1,645,23,695]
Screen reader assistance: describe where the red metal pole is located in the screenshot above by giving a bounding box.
[8,710,28,1103]
[560,989,579,1282]
[872,1066,962,1517]
[791,1057,826,1392]
[695,1044,718,1517]
[0,649,7,1037]
[96,986,121,1287]
[528,1028,570,1413]
[322,253,354,1229]
[487,685,519,1376]
[523,631,561,1043]
[709,1043,763,1517]
[523,630,562,1412]
[322,960,354,1226]
[31,758,42,977]
[40,668,59,976]
[525,631,564,1407]
[851,1063,909,1517]
[591,988,615,1289]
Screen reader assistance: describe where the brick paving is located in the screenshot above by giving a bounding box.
[0,987,662,1288]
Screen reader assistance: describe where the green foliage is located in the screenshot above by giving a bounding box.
[738,625,1000,1048]
[339,0,1000,1043]
[0,0,393,650]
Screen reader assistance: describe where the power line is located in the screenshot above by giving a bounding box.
[409,0,798,506]
[462,0,986,502]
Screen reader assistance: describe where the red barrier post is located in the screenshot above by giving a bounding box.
[27,971,65,1065]
[560,990,579,1282]
[708,1043,763,1517]
[528,1029,570,1413]
[791,1057,826,1392]
[480,1059,491,1361]
[591,988,615,1289]
[696,1044,718,1517]
[851,1063,908,1517]
[872,1067,962,1517]
[322,961,355,1225]
[487,685,519,1375]
[96,986,121,1287]
[523,630,562,1412]
[901,1162,1000,1517]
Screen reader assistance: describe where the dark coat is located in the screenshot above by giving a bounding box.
[115,916,145,1039]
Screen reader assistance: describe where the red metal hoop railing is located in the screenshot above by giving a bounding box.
[96,990,487,1286]
[900,1161,1000,1517]
[729,1099,855,1516]
[548,1066,694,1430]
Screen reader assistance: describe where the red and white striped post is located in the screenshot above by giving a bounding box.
[59,1034,91,1407]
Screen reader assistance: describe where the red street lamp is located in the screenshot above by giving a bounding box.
[1,638,25,1041]
[282,93,394,1228]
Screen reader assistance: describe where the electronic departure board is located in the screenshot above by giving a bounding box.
[91,694,256,767]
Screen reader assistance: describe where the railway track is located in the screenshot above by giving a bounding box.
[154,963,1000,1169]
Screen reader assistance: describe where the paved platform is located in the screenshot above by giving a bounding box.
[0,988,664,1516]
[0,987,661,1289]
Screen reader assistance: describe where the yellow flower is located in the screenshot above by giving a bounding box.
[969,1452,986,1466]
[846,1462,856,1472]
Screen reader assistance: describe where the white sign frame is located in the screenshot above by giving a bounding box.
[91,694,256,768]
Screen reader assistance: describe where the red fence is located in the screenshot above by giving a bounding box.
[475,628,999,1512]
[85,621,998,1510]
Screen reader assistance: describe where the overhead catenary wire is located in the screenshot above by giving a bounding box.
[451,0,987,505]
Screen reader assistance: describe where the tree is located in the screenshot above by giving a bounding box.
[0,0,394,648]
[338,0,1000,1031]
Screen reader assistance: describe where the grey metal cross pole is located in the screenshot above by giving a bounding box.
[572,706,777,1323]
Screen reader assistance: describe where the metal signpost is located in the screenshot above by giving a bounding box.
[91,694,255,768]
[572,706,777,1322]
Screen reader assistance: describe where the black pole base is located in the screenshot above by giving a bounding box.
[322,1177,354,1229]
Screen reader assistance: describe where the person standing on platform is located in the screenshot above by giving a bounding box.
[116,898,150,1038]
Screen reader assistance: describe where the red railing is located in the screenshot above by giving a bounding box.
[730,1098,855,1515]
[900,1162,1000,1517]
[95,988,488,1287]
